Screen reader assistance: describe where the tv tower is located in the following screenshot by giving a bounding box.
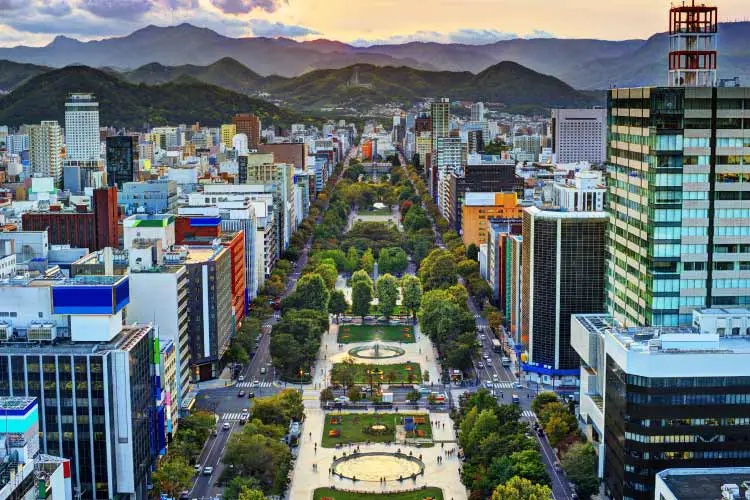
[668,0,718,87]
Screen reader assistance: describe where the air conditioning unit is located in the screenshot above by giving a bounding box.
[27,322,57,341]
[0,322,12,341]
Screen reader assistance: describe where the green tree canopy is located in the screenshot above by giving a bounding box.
[400,274,423,318]
[560,442,599,499]
[351,280,373,320]
[152,456,194,498]
[328,289,348,318]
[491,476,552,500]
[376,274,399,319]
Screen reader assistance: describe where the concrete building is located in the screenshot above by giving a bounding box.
[571,308,750,500]
[552,170,606,212]
[0,231,48,272]
[0,274,156,500]
[232,113,261,148]
[471,102,485,122]
[0,397,72,500]
[64,93,100,162]
[512,134,541,159]
[654,467,750,500]
[461,192,522,247]
[521,206,607,390]
[118,179,178,215]
[220,124,236,150]
[28,121,62,184]
[551,108,607,164]
[430,98,450,151]
[257,143,307,170]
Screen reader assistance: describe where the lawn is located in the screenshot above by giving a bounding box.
[321,412,432,447]
[331,362,422,385]
[337,324,415,344]
[314,487,443,500]
[358,208,394,216]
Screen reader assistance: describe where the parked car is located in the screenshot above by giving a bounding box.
[239,414,249,424]
[194,464,201,474]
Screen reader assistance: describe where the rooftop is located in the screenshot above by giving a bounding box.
[0,397,36,413]
[657,467,750,500]
[184,245,225,264]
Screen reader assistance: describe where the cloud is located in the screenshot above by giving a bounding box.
[527,29,555,39]
[210,0,286,14]
[249,19,319,38]
[38,1,72,16]
[0,0,24,10]
[157,0,198,8]
[448,29,518,44]
[350,28,557,47]
[80,0,153,19]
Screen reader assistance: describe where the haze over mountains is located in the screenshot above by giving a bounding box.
[1,22,750,89]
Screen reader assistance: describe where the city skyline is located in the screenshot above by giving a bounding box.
[1,0,749,47]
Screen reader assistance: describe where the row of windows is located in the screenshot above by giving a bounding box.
[625,432,729,444]
[626,375,750,388]
[627,393,750,405]
[635,417,750,427]
[714,279,750,289]
[654,209,708,222]
[634,450,750,460]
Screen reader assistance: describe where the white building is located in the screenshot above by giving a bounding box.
[551,108,607,164]
[471,102,485,122]
[552,170,606,212]
[64,93,100,162]
[654,467,750,500]
[28,121,62,183]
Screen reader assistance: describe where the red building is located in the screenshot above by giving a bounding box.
[258,143,307,170]
[222,230,246,325]
[175,215,221,244]
[22,187,118,251]
[232,113,262,148]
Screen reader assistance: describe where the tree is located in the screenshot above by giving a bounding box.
[223,432,292,495]
[293,273,330,312]
[346,247,361,272]
[360,248,375,275]
[224,477,264,500]
[314,262,338,290]
[457,259,480,279]
[376,274,399,319]
[351,280,373,320]
[351,269,372,289]
[561,443,599,499]
[466,243,480,261]
[406,389,422,403]
[401,274,423,318]
[378,247,409,275]
[328,290,348,320]
[319,387,334,404]
[152,456,194,498]
[532,392,559,415]
[238,488,266,500]
[347,386,362,402]
[330,357,356,389]
[419,249,457,290]
[491,476,552,500]
[250,390,304,427]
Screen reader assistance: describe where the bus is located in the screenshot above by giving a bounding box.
[491,338,503,353]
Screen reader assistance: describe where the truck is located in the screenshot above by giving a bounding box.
[491,338,503,353]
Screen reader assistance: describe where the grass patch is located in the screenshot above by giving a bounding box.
[314,487,443,500]
[331,362,422,385]
[321,412,432,447]
[338,324,415,344]
[358,209,394,216]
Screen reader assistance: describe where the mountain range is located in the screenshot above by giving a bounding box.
[0,58,600,121]
[1,22,750,89]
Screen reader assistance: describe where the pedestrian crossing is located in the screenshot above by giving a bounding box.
[221,412,246,421]
[495,382,514,389]
[236,381,274,388]
[521,410,536,419]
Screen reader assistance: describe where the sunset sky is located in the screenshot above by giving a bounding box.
[0,0,747,47]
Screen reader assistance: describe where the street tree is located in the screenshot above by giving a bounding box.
[292,273,330,312]
[376,274,399,319]
[491,476,552,500]
[561,442,599,499]
[319,387,334,404]
[328,290,348,320]
[466,243,480,261]
[314,262,338,290]
[237,489,266,500]
[152,456,194,498]
[360,248,375,274]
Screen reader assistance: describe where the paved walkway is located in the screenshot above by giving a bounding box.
[289,408,467,500]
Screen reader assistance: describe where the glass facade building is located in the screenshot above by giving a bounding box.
[606,86,750,327]
[106,136,139,189]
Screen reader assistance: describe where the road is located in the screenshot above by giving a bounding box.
[187,146,358,500]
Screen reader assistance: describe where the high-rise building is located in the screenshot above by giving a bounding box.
[471,102,485,122]
[512,134,542,159]
[106,135,139,189]
[521,206,607,389]
[64,93,100,162]
[220,124,236,150]
[28,121,62,182]
[605,86,750,327]
[430,98,450,151]
[232,113,261,148]
[571,308,750,500]
[551,108,607,164]
[668,0,717,88]
[461,192,522,247]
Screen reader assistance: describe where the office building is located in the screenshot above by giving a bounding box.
[486,220,522,306]
[118,179,178,215]
[106,135,139,189]
[512,134,541,159]
[5,134,29,155]
[257,143,308,170]
[551,108,607,164]
[461,192,522,247]
[22,187,118,251]
[232,113,261,148]
[28,121,62,183]
[471,102,485,122]
[0,397,72,500]
[0,274,156,500]
[64,93,100,162]
[571,308,750,500]
[655,467,750,500]
[521,206,607,389]
[220,124,236,150]
[552,170,606,212]
[430,98,450,151]
[63,161,105,194]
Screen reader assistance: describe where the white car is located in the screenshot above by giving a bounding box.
[238,375,245,382]
[222,422,230,430]
[485,380,493,389]
[483,354,490,360]
[202,466,213,476]
[480,334,487,340]
[486,359,493,366]
[334,396,351,403]
[251,380,260,387]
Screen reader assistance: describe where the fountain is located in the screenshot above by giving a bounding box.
[349,342,405,360]
[332,452,425,482]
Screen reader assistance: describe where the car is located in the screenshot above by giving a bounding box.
[237,390,246,397]
[238,375,245,382]
[251,380,260,387]
[554,463,563,473]
[241,407,249,413]
[571,493,579,500]
[492,374,499,381]
[334,396,351,403]
[260,367,267,374]
[537,427,544,437]
[480,334,487,340]
[194,464,201,474]
[477,362,484,369]
[202,466,213,476]
[483,354,490,360]
[239,414,249,424]
[179,491,190,500]
[222,422,230,431]
[485,380,493,389]
[485,359,493,366]
[512,393,520,404]
[248,392,255,399]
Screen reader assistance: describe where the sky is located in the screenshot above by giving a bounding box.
[0,0,748,47]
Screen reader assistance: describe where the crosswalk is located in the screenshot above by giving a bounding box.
[495,382,514,389]
[221,412,246,421]
[521,410,536,419]
[236,381,274,388]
